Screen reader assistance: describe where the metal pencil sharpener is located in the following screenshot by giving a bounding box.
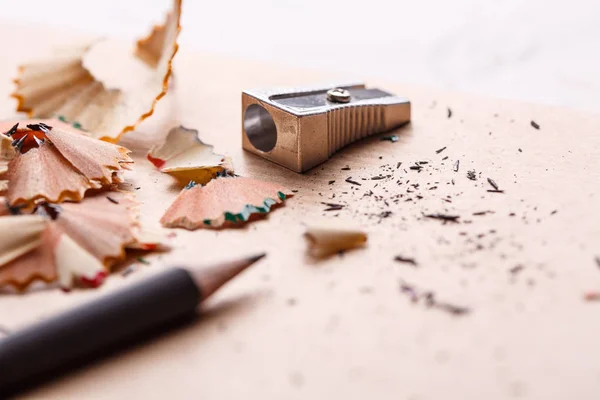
[242,83,411,172]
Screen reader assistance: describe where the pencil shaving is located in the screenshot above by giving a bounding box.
[0,120,132,207]
[54,233,106,289]
[0,223,58,290]
[0,130,16,191]
[0,130,16,172]
[7,144,97,207]
[160,176,292,229]
[147,126,233,185]
[52,192,138,266]
[0,215,46,266]
[304,222,367,258]
[0,192,159,291]
[46,123,132,184]
[11,0,181,142]
[135,6,175,68]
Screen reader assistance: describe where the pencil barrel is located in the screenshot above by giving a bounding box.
[0,267,200,395]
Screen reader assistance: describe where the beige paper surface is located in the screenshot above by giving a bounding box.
[0,23,599,400]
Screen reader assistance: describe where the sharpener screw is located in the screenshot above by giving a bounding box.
[327,88,351,104]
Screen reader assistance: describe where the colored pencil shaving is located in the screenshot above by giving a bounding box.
[147,126,233,185]
[161,176,292,229]
[0,120,132,207]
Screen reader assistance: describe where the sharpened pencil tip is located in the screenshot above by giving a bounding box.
[190,253,267,302]
[247,253,266,263]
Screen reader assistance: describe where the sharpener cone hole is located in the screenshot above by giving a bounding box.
[244,104,277,152]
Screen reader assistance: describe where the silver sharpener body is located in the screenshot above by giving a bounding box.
[242,83,411,173]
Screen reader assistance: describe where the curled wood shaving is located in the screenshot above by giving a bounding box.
[10,0,181,142]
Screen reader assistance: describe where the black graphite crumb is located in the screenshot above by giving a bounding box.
[322,202,344,211]
[509,265,524,275]
[345,177,362,186]
[424,213,460,223]
[487,178,499,190]
[394,256,417,266]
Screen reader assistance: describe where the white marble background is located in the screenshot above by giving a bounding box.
[1,0,598,112]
